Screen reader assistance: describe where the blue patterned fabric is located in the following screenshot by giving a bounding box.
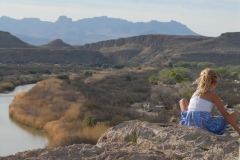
[179,110,227,135]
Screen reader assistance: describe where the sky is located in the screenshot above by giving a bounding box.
[0,0,240,37]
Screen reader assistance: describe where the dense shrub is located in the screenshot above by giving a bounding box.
[149,76,158,84]
[197,62,215,68]
[0,81,14,92]
[84,71,92,77]
[173,61,193,68]
[84,115,97,127]
[113,64,126,69]
[57,75,69,80]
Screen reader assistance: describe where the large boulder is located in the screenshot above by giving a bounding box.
[1,120,239,160]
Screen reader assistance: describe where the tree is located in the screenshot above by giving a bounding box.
[149,76,159,84]
[172,67,191,80]
[173,61,199,68]
[57,75,69,80]
[43,70,51,74]
[230,72,239,79]
[84,71,92,77]
[238,73,240,80]
[173,61,191,68]
[124,74,132,81]
[197,62,215,68]
[158,68,175,85]
[215,67,227,78]
[168,70,191,94]
[84,115,97,127]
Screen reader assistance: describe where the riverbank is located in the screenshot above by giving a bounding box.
[0,84,49,156]
[9,78,109,147]
[0,77,44,93]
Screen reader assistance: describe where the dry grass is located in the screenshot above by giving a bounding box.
[9,77,109,146]
[81,123,109,140]
[45,120,109,147]
[84,67,156,84]
[0,81,14,92]
[123,66,156,73]
[9,67,156,146]
[84,72,108,83]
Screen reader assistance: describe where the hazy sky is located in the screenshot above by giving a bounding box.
[0,0,239,37]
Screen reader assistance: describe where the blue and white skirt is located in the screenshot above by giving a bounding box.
[179,110,227,135]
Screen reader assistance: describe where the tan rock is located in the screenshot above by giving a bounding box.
[1,120,239,160]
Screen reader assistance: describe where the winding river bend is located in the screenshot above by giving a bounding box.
[0,84,49,157]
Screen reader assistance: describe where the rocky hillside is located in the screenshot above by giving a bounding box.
[0,31,240,66]
[0,48,107,64]
[40,39,72,48]
[79,32,240,66]
[1,120,239,160]
[0,31,107,64]
[0,31,31,48]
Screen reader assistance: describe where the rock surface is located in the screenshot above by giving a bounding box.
[1,120,239,160]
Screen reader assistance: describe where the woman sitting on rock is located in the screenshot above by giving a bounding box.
[179,68,240,135]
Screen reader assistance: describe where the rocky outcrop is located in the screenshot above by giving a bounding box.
[1,120,239,160]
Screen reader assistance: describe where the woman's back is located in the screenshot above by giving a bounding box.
[188,94,213,112]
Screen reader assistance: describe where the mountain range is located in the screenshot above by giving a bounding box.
[0,30,240,66]
[0,16,199,45]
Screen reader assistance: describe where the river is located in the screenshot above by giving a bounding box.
[0,84,49,157]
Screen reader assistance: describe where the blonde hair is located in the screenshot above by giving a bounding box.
[197,68,218,96]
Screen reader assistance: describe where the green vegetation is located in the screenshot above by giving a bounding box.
[71,68,156,126]
[57,75,69,80]
[173,61,215,68]
[3,60,240,148]
[8,67,160,147]
[84,71,93,77]
[151,61,240,105]
[9,78,109,147]
[84,115,97,127]
[158,67,191,85]
[149,76,159,84]
[0,63,103,92]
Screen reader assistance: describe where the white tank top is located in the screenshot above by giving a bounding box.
[188,94,213,112]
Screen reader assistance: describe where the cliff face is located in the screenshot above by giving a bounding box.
[1,31,240,65]
[79,33,240,66]
[0,49,108,64]
[1,120,239,160]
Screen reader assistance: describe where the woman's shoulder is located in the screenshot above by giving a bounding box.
[203,91,220,102]
[209,91,221,101]
[191,90,219,101]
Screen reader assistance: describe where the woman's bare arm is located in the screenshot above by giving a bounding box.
[212,93,240,134]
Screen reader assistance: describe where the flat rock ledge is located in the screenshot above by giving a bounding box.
[1,120,239,160]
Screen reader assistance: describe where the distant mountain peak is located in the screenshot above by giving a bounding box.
[0,31,31,48]
[56,16,72,23]
[42,39,71,47]
[0,16,200,45]
[22,17,41,22]
[1,16,10,19]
